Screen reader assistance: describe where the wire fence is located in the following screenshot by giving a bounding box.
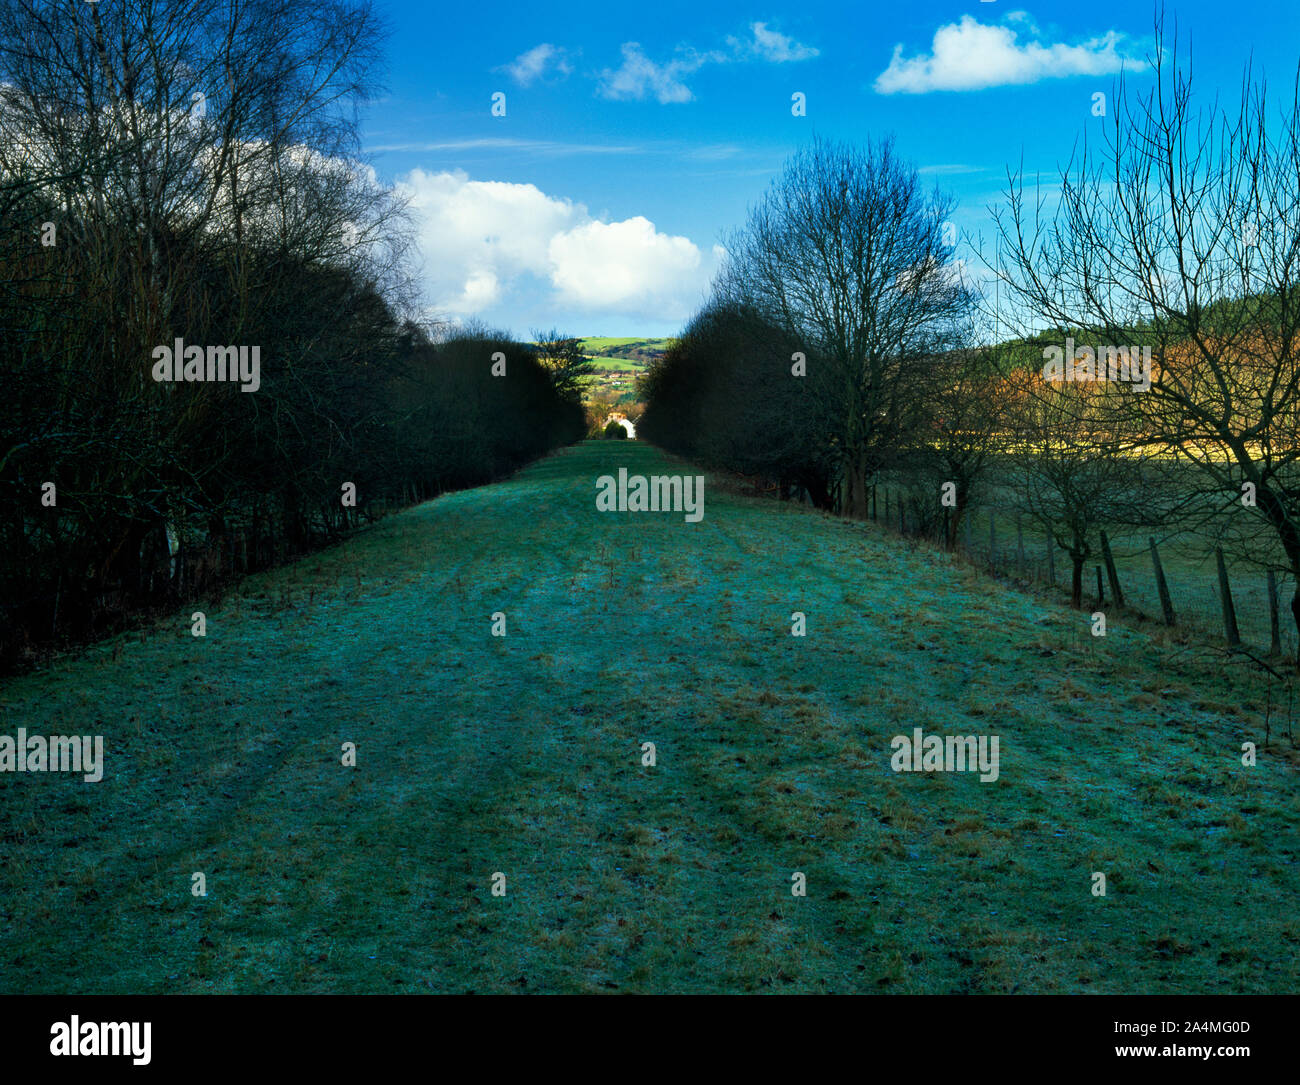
[871,487,1298,662]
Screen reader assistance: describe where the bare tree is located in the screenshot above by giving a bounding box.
[1005,374,1155,607]
[894,330,1007,548]
[991,17,1300,649]
[716,135,973,518]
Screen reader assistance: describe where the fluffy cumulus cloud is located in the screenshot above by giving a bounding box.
[501,43,573,87]
[396,169,719,320]
[874,14,1130,94]
[398,169,579,311]
[548,217,711,307]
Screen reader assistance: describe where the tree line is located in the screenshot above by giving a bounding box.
[0,0,583,669]
[639,23,1300,650]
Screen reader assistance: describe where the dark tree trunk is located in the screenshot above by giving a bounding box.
[843,450,869,519]
[802,473,834,511]
[1291,585,1300,669]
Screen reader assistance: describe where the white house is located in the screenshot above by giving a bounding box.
[604,413,636,438]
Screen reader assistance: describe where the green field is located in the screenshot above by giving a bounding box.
[586,356,643,372]
[580,336,673,353]
[580,336,642,351]
[579,336,673,361]
[1,441,1296,993]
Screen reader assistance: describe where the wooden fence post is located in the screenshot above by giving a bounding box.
[963,513,972,555]
[1215,547,1241,647]
[1016,515,1025,579]
[1149,537,1176,626]
[1099,530,1125,608]
[1268,569,1281,656]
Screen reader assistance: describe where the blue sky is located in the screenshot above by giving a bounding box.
[359,1,1300,338]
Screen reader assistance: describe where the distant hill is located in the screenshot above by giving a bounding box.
[575,337,673,408]
[580,336,675,369]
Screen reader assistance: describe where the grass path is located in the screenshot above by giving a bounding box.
[1,440,1297,993]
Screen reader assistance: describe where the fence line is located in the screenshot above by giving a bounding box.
[874,489,1296,660]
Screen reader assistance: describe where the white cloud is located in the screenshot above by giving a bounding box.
[548,217,713,309]
[396,169,719,319]
[459,269,502,312]
[597,42,714,104]
[874,15,1130,94]
[598,22,817,104]
[501,43,573,87]
[398,169,580,311]
[730,22,818,63]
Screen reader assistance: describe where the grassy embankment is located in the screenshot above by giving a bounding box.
[1,440,1296,992]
